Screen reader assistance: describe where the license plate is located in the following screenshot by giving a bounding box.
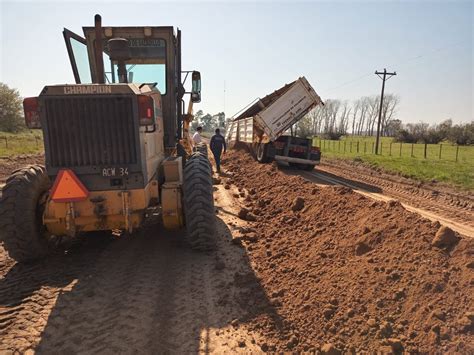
[102,167,129,177]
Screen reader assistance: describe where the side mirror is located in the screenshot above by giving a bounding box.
[191,71,201,103]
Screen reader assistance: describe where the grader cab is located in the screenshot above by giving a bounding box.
[0,15,215,262]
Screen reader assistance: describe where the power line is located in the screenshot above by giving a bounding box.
[323,40,465,95]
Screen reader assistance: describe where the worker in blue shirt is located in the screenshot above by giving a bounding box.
[210,128,227,173]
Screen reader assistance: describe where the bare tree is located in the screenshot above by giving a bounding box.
[380,94,399,136]
[337,100,351,134]
[356,97,371,135]
[322,99,341,133]
[351,100,360,135]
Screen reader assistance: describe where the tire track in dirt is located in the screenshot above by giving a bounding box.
[304,162,474,238]
[0,187,281,353]
[0,236,112,352]
[319,160,473,224]
[303,169,474,238]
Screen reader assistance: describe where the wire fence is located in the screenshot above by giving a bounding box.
[0,135,44,156]
[314,139,474,164]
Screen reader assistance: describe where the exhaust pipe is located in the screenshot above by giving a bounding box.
[108,38,130,83]
[94,14,105,84]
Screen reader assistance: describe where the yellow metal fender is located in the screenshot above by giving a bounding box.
[161,182,184,230]
[43,181,158,235]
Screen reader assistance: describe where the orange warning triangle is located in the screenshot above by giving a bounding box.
[51,169,89,202]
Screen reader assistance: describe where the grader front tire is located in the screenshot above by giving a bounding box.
[183,153,216,251]
[0,165,51,262]
[195,142,208,158]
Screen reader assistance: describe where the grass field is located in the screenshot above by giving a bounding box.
[0,131,44,157]
[313,136,474,190]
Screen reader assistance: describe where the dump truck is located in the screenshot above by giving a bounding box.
[226,77,323,170]
[0,15,216,262]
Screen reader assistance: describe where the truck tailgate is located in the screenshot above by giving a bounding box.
[254,77,322,140]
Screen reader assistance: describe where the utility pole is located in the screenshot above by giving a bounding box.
[374,68,396,154]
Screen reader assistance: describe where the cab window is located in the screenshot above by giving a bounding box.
[113,63,166,94]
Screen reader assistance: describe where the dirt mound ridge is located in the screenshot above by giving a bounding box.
[223,150,474,353]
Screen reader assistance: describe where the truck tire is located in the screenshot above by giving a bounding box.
[183,152,216,251]
[0,165,51,262]
[303,164,316,171]
[256,143,271,163]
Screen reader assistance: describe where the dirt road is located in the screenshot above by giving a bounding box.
[0,185,277,353]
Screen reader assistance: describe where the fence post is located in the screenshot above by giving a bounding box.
[364,142,367,154]
[372,142,374,154]
[439,144,442,160]
[424,143,427,159]
[399,142,402,157]
[455,146,459,162]
[389,142,392,156]
[411,143,414,157]
[357,141,359,153]
[350,141,352,153]
[4,137,8,149]
[338,141,341,152]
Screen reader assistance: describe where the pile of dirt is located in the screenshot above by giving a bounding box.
[0,154,45,183]
[222,149,474,353]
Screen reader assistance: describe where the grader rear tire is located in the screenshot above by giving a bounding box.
[0,165,51,262]
[183,152,216,251]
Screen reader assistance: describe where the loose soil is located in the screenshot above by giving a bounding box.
[221,149,474,353]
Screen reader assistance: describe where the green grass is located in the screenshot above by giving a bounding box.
[0,131,44,157]
[313,136,474,191]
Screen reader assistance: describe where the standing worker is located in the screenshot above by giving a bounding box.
[210,128,226,173]
[192,126,203,145]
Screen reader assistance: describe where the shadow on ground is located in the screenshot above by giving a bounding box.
[1,217,284,353]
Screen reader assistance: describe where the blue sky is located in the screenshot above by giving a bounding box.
[1,0,472,124]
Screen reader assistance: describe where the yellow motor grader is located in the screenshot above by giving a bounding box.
[0,15,215,262]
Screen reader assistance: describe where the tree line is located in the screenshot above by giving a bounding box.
[295,94,473,145]
[296,94,399,140]
[191,110,228,132]
[393,120,474,145]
